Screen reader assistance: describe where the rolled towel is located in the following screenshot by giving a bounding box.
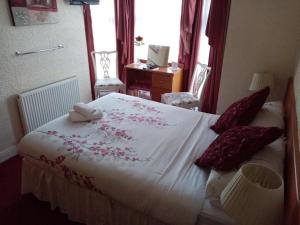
[69,110,90,122]
[86,110,103,120]
[73,103,103,120]
[73,103,96,117]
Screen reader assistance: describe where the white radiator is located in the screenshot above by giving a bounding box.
[18,77,80,134]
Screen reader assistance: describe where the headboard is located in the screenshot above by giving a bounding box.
[284,77,300,225]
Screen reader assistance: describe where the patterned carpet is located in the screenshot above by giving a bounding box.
[0,156,83,225]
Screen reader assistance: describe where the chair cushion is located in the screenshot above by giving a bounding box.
[161,92,199,108]
[95,78,124,87]
[211,87,270,134]
[195,126,283,171]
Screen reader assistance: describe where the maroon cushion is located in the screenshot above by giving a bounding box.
[195,126,283,171]
[211,87,270,134]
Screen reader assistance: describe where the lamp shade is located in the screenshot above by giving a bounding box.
[220,163,284,225]
[249,72,274,91]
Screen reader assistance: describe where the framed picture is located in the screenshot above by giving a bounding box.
[8,0,58,26]
[26,0,57,10]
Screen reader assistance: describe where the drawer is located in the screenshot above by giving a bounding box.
[152,74,173,89]
[151,87,170,102]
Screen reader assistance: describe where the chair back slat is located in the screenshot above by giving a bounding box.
[190,63,211,99]
[91,50,117,79]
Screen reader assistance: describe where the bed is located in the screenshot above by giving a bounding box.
[17,78,300,225]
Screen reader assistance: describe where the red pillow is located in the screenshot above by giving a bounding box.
[211,87,270,134]
[195,126,282,171]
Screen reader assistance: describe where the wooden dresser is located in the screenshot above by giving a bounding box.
[125,63,183,102]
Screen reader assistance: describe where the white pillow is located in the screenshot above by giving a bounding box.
[205,101,285,203]
[250,101,284,128]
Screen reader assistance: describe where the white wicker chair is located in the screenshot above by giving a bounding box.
[161,63,211,110]
[91,51,126,98]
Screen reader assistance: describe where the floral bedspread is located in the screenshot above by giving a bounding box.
[18,93,219,225]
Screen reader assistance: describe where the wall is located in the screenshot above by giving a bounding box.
[293,47,300,133]
[217,0,300,113]
[0,1,91,161]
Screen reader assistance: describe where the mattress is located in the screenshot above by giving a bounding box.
[18,93,232,225]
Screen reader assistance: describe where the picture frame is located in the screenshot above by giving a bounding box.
[8,0,58,26]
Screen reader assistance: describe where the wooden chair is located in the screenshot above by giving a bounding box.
[91,51,126,98]
[161,63,211,110]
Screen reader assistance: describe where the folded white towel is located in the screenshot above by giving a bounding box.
[69,110,90,122]
[73,102,103,120]
[73,103,96,117]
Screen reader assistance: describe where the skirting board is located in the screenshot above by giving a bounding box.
[0,145,17,163]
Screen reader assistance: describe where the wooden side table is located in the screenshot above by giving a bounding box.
[125,63,183,102]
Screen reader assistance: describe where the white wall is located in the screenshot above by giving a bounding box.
[217,0,300,113]
[0,1,91,160]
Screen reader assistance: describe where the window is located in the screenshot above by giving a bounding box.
[198,0,211,64]
[90,0,210,79]
[91,1,117,79]
[134,0,182,63]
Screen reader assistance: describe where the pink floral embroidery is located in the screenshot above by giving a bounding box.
[127,114,168,127]
[42,130,144,162]
[39,154,102,193]
[47,131,58,135]
[88,144,139,161]
[116,97,161,113]
[98,122,132,140]
[40,97,169,163]
[91,111,169,127]
[108,110,126,122]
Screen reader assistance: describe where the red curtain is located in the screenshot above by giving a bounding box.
[83,5,96,100]
[201,0,231,114]
[178,0,203,91]
[114,0,135,83]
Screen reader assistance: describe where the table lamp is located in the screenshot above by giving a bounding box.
[249,72,274,91]
[220,163,284,225]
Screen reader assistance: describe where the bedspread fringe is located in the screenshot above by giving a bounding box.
[22,157,166,225]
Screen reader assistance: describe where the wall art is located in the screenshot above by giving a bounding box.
[8,0,58,26]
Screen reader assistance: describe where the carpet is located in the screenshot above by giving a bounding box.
[0,156,84,225]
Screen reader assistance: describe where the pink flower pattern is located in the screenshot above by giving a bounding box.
[42,130,140,162]
[39,98,169,163]
[29,97,176,195]
[91,109,169,127]
[97,122,133,140]
[116,97,161,113]
[127,114,168,127]
[39,154,102,194]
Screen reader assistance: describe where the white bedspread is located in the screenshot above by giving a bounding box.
[18,93,219,225]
